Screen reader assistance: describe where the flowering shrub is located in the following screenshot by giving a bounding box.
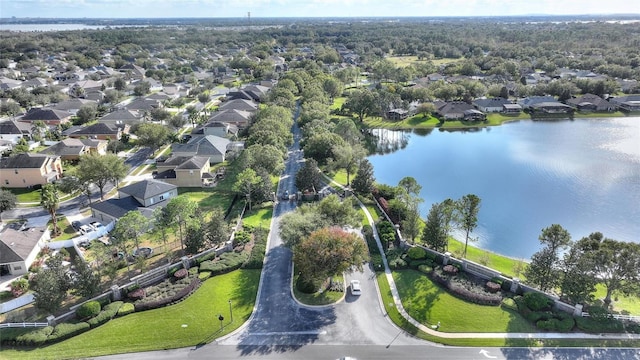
[429,268,502,306]
[127,288,146,300]
[10,278,28,297]
[485,281,501,293]
[173,268,188,279]
[443,265,459,275]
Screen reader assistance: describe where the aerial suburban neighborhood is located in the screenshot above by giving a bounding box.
[0,7,639,360]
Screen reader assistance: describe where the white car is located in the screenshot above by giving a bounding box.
[79,224,93,235]
[350,280,362,296]
[90,221,104,231]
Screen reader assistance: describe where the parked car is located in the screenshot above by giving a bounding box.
[132,247,153,258]
[350,280,362,296]
[282,190,289,200]
[90,221,104,231]
[79,224,93,235]
[71,221,82,231]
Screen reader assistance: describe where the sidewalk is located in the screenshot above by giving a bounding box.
[324,175,640,341]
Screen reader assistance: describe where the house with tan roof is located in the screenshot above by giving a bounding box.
[154,155,215,187]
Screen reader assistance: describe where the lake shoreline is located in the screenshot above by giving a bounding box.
[363,111,631,131]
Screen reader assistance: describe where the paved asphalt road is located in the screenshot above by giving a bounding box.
[96,126,640,359]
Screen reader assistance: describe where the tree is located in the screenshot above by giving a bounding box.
[134,122,171,151]
[71,258,100,298]
[205,208,229,249]
[584,234,640,308]
[524,224,572,292]
[351,159,375,196]
[0,189,17,222]
[456,194,481,258]
[333,118,362,147]
[184,224,206,254]
[343,89,376,122]
[233,168,262,211]
[31,254,69,313]
[332,143,366,187]
[316,194,362,227]
[279,209,326,248]
[113,77,127,91]
[293,227,368,291]
[295,158,322,193]
[163,196,198,252]
[421,200,455,252]
[133,81,151,96]
[152,206,173,253]
[559,235,598,305]
[77,153,129,199]
[76,104,98,124]
[246,144,284,175]
[111,210,150,253]
[302,131,345,165]
[40,183,60,236]
[13,136,30,154]
[417,103,436,118]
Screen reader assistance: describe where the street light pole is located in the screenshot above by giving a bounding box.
[228,299,233,323]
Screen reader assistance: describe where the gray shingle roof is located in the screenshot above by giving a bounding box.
[0,119,30,135]
[90,196,142,219]
[70,122,119,136]
[0,227,47,263]
[0,153,56,169]
[21,108,70,121]
[119,179,177,200]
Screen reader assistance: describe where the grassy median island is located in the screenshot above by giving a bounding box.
[2,269,261,360]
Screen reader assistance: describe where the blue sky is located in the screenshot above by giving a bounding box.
[2,0,639,19]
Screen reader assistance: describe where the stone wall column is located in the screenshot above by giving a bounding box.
[510,278,520,293]
[111,285,121,301]
[181,256,190,270]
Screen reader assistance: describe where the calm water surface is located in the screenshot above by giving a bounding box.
[368,117,640,259]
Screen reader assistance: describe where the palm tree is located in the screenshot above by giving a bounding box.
[40,184,60,236]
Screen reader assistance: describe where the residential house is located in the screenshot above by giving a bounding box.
[89,179,178,223]
[609,95,640,112]
[22,77,50,90]
[125,98,162,112]
[463,109,486,121]
[0,119,32,144]
[502,103,523,114]
[517,96,557,109]
[154,155,215,187]
[192,121,239,138]
[68,122,125,141]
[118,63,146,80]
[566,93,614,112]
[171,135,231,164]
[207,109,253,128]
[435,101,476,120]
[51,98,96,115]
[0,226,50,275]
[387,108,409,120]
[39,138,107,161]
[473,98,512,113]
[530,102,574,114]
[20,108,72,125]
[0,153,63,188]
[0,77,23,91]
[218,99,259,113]
[98,108,143,126]
[69,79,104,96]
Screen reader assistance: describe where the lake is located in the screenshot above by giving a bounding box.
[368,117,640,259]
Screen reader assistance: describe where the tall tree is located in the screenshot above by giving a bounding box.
[233,168,262,211]
[206,208,230,249]
[31,254,70,313]
[184,224,206,254]
[524,224,572,292]
[134,122,171,152]
[351,159,375,196]
[111,210,150,253]
[456,194,481,258]
[421,200,455,252]
[332,143,367,187]
[71,257,100,298]
[343,89,376,122]
[293,227,368,291]
[559,235,598,305]
[40,183,60,236]
[0,189,17,222]
[76,104,98,124]
[77,153,129,199]
[316,194,362,227]
[295,158,322,193]
[163,196,198,252]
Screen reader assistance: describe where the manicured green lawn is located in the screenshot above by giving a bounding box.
[445,239,527,279]
[292,274,344,306]
[242,205,273,229]
[592,284,640,315]
[331,97,346,110]
[179,188,234,213]
[9,188,43,203]
[393,270,536,333]
[3,269,261,360]
[328,169,349,187]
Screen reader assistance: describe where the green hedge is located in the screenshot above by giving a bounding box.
[87,301,123,328]
[200,252,248,275]
[47,322,90,343]
[198,271,211,280]
[523,292,553,311]
[574,315,625,333]
[11,326,53,346]
[76,300,101,320]
[407,247,427,260]
[243,228,267,269]
[117,302,135,317]
[417,264,433,274]
[500,297,518,312]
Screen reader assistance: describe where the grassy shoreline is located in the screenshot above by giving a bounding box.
[361,111,629,130]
